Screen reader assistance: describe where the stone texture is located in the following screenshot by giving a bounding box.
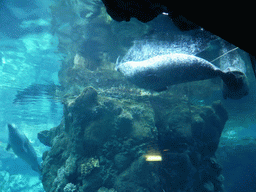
[39,86,228,192]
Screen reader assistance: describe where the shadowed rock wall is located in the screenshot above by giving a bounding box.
[39,87,228,192]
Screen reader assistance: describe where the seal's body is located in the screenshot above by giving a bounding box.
[6,124,41,173]
[116,53,249,99]
[117,53,223,92]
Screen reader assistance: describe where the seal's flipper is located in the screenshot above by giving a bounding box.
[221,70,249,99]
[6,144,11,151]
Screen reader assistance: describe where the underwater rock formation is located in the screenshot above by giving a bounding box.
[39,85,228,192]
[43,1,236,192]
[150,97,228,192]
[39,86,158,191]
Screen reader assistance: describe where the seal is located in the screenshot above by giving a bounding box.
[221,68,249,99]
[116,53,249,99]
[6,124,41,173]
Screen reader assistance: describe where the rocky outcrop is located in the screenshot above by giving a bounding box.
[39,85,228,192]
[150,97,228,192]
[39,86,159,191]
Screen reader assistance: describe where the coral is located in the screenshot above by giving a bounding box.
[52,166,66,191]
[55,166,65,182]
[64,155,77,178]
[64,183,77,192]
[80,158,100,177]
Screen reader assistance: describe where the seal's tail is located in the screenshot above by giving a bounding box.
[219,71,238,88]
[219,70,249,99]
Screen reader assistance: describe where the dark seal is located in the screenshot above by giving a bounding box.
[116,53,249,99]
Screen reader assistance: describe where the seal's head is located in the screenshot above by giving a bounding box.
[8,124,17,134]
[221,70,249,99]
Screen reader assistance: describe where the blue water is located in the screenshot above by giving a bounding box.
[0,1,62,191]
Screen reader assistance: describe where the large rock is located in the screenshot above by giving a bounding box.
[114,156,160,192]
[40,85,228,192]
[40,87,158,192]
[150,96,228,191]
[191,102,228,156]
